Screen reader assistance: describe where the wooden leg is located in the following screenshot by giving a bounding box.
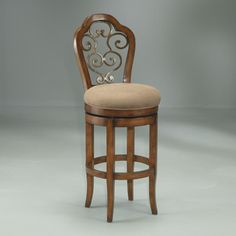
[127,127,135,201]
[85,122,94,208]
[106,119,115,222]
[149,114,158,215]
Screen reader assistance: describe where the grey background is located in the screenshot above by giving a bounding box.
[1,1,236,234]
[1,0,236,108]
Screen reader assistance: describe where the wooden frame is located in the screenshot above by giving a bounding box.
[74,14,158,222]
[74,13,135,90]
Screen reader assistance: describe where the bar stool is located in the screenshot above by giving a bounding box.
[73,14,161,222]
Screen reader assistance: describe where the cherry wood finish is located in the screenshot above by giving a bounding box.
[74,13,135,90]
[149,114,158,214]
[85,122,94,208]
[85,104,158,118]
[86,154,152,180]
[127,127,135,201]
[74,14,159,222]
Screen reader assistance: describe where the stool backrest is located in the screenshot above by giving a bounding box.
[74,14,135,90]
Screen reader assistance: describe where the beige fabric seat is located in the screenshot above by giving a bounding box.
[84,83,161,110]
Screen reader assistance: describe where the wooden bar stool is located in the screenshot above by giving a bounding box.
[73,14,161,222]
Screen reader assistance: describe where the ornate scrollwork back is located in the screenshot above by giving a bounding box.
[82,22,128,84]
[74,14,135,90]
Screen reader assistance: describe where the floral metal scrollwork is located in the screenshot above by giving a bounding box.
[82,22,128,84]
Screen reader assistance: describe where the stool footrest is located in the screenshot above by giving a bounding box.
[86,154,153,180]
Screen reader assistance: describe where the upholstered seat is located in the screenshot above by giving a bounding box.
[84,83,161,110]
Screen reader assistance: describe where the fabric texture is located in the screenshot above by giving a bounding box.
[84,83,161,110]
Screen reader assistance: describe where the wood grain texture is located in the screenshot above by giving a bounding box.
[149,114,158,214]
[127,127,135,200]
[85,104,158,118]
[93,154,149,165]
[86,154,151,181]
[85,122,94,208]
[85,112,157,127]
[106,119,115,222]
[74,13,135,90]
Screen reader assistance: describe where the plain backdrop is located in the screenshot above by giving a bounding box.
[0,0,236,109]
[0,1,236,234]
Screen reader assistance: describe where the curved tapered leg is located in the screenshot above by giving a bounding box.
[149,172,157,214]
[127,127,135,201]
[106,119,115,222]
[149,114,158,215]
[85,174,94,207]
[85,122,94,208]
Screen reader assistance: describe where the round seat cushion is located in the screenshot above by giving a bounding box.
[84,83,161,110]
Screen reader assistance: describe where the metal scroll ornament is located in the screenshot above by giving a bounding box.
[82,22,128,84]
